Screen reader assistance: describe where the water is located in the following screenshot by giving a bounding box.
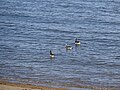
[0,0,120,89]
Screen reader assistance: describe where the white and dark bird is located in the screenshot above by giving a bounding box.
[65,44,73,50]
[75,38,80,45]
[50,50,55,58]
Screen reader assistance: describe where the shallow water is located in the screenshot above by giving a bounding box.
[0,0,120,89]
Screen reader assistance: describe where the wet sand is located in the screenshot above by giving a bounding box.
[0,80,67,90]
[0,80,119,90]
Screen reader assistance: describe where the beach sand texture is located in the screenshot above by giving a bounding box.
[0,80,119,90]
[0,81,67,90]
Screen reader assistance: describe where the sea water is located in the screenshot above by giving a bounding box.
[0,0,120,89]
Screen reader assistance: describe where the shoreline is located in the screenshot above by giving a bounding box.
[0,80,119,90]
[0,80,67,90]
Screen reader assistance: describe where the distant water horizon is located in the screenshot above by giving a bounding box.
[0,0,120,89]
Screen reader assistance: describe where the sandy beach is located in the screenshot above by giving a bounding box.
[0,80,119,90]
[0,81,119,90]
[0,80,67,90]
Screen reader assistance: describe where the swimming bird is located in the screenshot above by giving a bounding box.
[65,44,73,50]
[50,50,55,58]
[75,38,80,45]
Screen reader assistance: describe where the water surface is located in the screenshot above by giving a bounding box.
[0,0,120,89]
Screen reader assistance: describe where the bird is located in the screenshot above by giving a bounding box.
[50,50,55,58]
[65,44,73,50]
[75,38,80,45]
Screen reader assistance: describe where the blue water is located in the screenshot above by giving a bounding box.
[0,0,120,89]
